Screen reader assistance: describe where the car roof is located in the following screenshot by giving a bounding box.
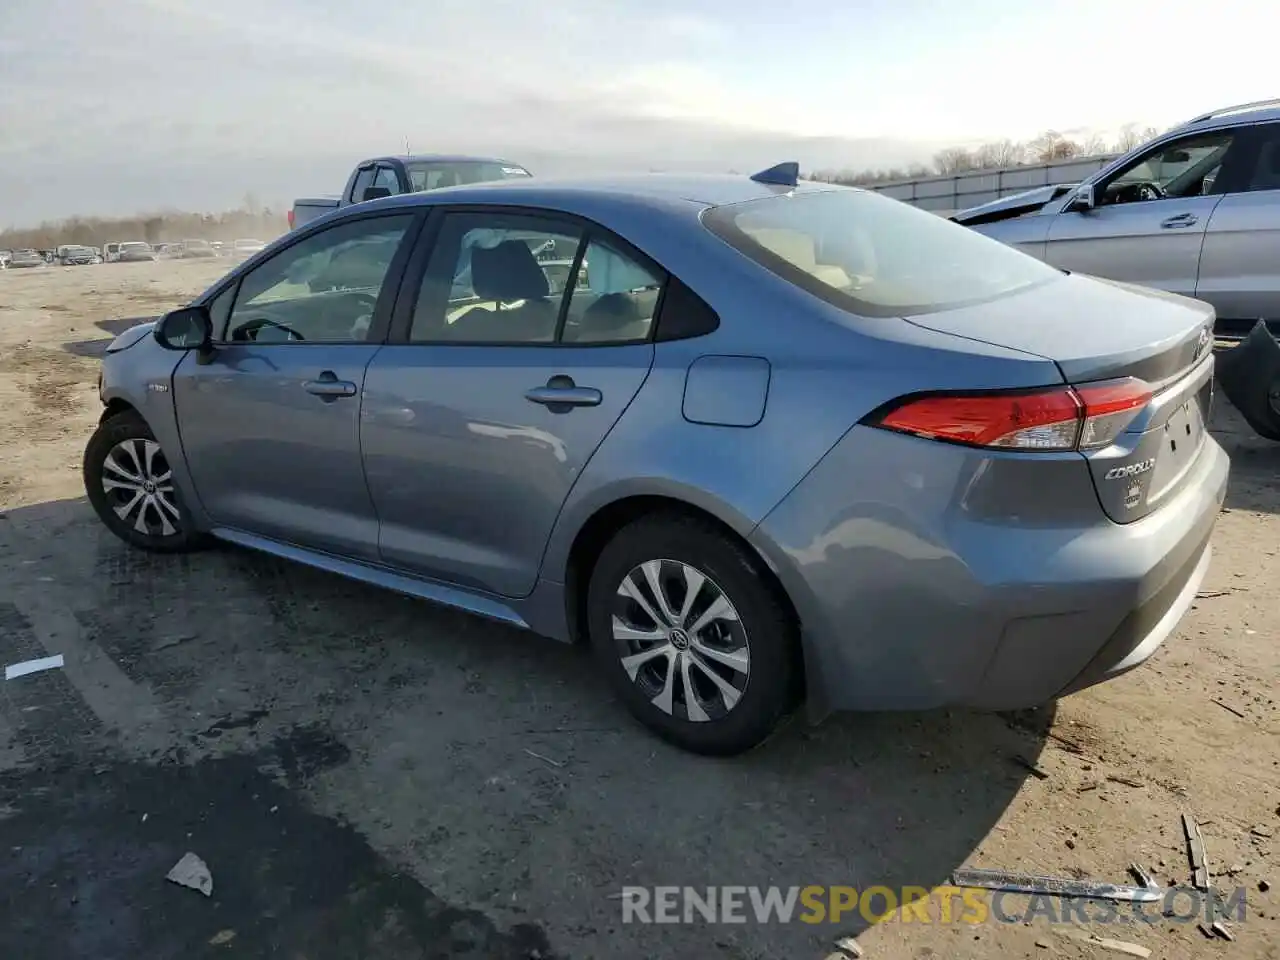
[361,172,847,220]
[364,154,526,168]
[1174,98,1280,135]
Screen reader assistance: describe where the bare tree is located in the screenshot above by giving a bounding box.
[973,139,1026,169]
[933,147,977,175]
[1078,134,1109,157]
[1115,123,1160,153]
[1027,131,1082,162]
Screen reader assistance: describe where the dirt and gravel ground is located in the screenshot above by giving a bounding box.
[1,260,1277,960]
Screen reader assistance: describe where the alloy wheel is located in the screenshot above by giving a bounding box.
[100,438,182,537]
[611,559,750,722]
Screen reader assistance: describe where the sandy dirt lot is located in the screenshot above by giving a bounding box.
[1,260,1277,960]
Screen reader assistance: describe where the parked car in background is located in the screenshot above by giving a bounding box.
[289,154,532,230]
[117,241,156,262]
[103,242,124,263]
[7,249,45,268]
[953,98,1280,342]
[86,166,1227,755]
[175,239,217,259]
[231,238,267,258]
[0,250,10,268]
[58,245,101,265]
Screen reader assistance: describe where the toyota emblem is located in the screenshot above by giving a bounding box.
[1194,326,1210,362]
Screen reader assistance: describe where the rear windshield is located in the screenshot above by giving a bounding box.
[405,161,531,192]
[702,188,1059,317]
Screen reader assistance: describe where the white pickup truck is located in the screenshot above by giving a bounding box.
[289,154,532,230]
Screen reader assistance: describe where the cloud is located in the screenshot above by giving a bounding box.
[0,0,936,224]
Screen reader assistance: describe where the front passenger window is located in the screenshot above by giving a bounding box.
[222,215,413,344]
[1101,132,1234,206]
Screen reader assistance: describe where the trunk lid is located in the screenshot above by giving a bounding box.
[905,272,1218,523]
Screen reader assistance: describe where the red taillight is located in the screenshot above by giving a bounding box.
[871,377,1152,452]
[287,209,295,229]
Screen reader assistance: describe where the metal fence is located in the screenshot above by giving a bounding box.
[864,155,1120,216]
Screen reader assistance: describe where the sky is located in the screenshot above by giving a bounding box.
[0,0,1274,226]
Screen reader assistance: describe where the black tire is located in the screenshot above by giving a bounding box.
[586,512,799,756]
[83,411,208,553]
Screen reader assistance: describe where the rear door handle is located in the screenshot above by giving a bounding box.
[303,371,357,400]
[525,375,602,408]
[1160,213,1198,228]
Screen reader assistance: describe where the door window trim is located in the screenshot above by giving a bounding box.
[199,208,427,347]
[386,204,685,348]
[348,163,377,204]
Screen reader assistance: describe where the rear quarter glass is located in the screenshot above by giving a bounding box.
[702,188,1060,318]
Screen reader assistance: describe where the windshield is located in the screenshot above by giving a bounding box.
[703,188,1060,317]
[404,161,530,192]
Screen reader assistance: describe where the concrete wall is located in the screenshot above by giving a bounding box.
[864,155,1118,215]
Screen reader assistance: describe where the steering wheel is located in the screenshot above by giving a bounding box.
[231,317,306,342]
[1136,182,1166,202]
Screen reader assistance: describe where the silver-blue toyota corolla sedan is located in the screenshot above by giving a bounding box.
[84,166,1229,755]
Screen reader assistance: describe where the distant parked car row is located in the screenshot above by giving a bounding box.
[2,239,272,271]
[1,248,48,268]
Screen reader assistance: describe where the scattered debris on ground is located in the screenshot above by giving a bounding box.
[165,851,213,897]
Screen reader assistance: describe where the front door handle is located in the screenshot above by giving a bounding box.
[525,375,602,409]
[1160,213,1198,229]
[303,370,357,400]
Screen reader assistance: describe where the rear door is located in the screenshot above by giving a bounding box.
[361,208,663,597]
[1196,122,1280,337]
[172,211,420,559]
[1044,129,1240,297]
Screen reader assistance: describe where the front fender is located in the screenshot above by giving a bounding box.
[98,342,210,531]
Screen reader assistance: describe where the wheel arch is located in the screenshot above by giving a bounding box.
[99,397,141,424]
[561,492,805,698]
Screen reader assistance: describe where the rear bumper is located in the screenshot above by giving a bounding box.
[751,426,1229,714]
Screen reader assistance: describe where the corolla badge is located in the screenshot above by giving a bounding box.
[1104,458,1156,480]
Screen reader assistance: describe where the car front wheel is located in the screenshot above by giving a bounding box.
[587,513,799,756]
[83,412,206,553]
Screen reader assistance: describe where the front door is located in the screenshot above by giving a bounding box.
[1044,129,1239,298]
[361,210,665,597]
[173,212,417,560]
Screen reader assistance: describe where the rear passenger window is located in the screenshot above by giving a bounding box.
[409,212,669,346]
[561,240,663,344]
[1243,126,1280,192]
[411,213,583,343]
[372,166,401,195]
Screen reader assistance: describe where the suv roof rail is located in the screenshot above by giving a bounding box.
[1186,97,1280,125]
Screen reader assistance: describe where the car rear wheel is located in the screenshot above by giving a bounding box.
[84,412,207,553]
[586,513,799,756]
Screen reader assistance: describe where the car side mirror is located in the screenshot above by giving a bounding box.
[362,186,392,202]
[154,305,214,360]
[1066,184,1096,213]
